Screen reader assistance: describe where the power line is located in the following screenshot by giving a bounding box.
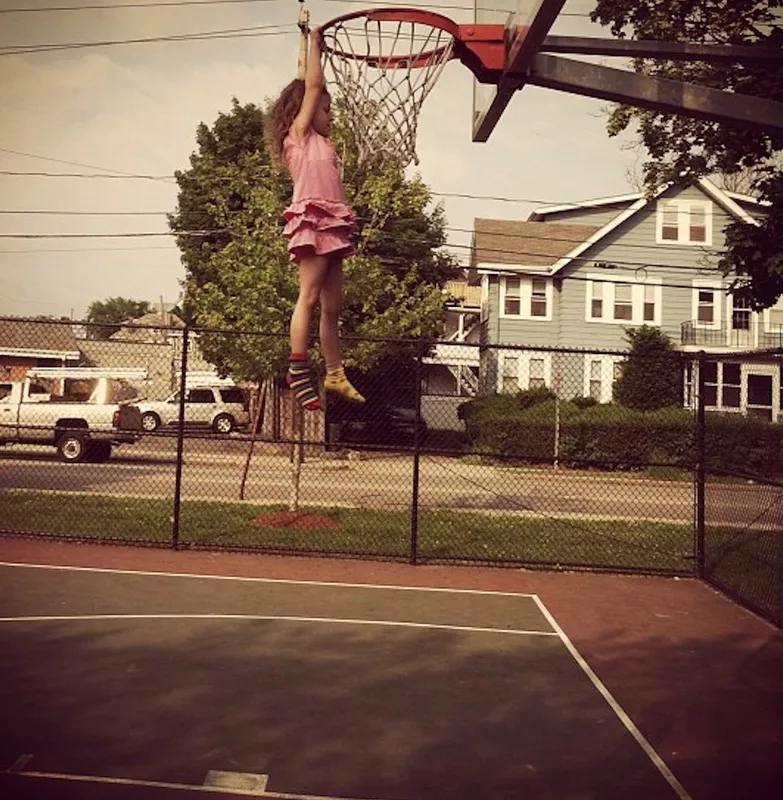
[0,147,178,179]
[0,24,295,56]
[0,227,726,282]
[0,170,175,183]
[0,1,591,17]
[0,231,219,239]
[0,168,676,216]
[0,245,177,254]
[0,209,723,258]
[0,0,280,11]
[0,210,168,216]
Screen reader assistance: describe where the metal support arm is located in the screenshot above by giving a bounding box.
[539,35,783,64]
[527,53,783,134]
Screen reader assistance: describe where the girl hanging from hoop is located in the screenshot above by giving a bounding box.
[267,26,364,411]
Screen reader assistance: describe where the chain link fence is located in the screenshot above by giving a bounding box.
[1,317,781,625]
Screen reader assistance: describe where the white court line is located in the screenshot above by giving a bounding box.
[0,561,537,598]
[0,613,558,637]
[3,769,382,799]
[531,596,694,800]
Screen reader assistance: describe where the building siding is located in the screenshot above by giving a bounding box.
[535,202,636,228]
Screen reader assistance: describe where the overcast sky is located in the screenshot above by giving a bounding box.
[0,0,640,320]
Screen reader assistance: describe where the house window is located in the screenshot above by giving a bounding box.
[501,355,519,393]
[504,277,521,316]
[584,356,624,404]
[588,360,602,401]
[590,282,603,319]
[721,363,741,408]
[747,374,774,421]
[656,200,712,245]
[692,281,722,329]
[529,358,546,389]
[732,296,751,331]
[703,361,718,407]
[500,276,552,321]
[614,284,633,321]
[766,298,783,331]
[780,365,783,423]
[701,361,741,411]
[498,350,552,392]
[643,285,656,322]
[531,278,547,317]
[586,276,661,326]
[690,205,707,242]
[661,205,679,241]
[698,290,715,324]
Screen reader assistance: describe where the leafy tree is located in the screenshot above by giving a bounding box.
[614,326,683,410]
[168,98,457,383]
[85,297,152,340]
[591,0,783,309]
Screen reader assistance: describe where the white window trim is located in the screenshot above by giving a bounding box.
[697,361,780,419]
[762,297,783,333]
[655,199,713,246]
[583,355,625,404]
[584,275,663,326]
[500,275,553,321]
[692,280,723,330]
[480,275,489,323]
[728,294,758,346]
[497,350,552,393]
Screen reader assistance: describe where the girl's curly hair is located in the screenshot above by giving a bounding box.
[265,78,329,168]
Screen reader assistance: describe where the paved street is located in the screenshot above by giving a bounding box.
[1,436,779,529]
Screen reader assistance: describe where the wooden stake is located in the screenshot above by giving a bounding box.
[297,0,309,80]
[240,380,266,500]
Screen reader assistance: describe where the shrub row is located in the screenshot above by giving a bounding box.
[458,393,782,477]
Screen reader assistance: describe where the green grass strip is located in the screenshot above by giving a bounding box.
[1,488,693,571]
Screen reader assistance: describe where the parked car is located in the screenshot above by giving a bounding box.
[331,403,428,448]
[137,385,250,434]
[0,377,141,463]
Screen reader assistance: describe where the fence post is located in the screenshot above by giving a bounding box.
[171,324,190,550]
[695,350,706,577]
[409,338,424,565]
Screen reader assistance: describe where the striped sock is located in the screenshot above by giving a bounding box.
[286,354,322,411]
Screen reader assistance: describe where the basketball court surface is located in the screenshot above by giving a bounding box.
[1,560,689,800]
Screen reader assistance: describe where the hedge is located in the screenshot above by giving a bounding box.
[459,393,782,477]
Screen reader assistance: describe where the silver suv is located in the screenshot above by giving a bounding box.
[137,385,250,434]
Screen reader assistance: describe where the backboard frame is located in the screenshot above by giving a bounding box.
[472,0,568,142]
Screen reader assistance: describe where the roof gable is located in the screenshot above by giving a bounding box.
[472,219,601,270]
[0,319,80,356]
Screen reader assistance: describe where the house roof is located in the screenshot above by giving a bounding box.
[474,177,762,276]
[528,192,643,219]
[0,319,81,358]
[472,219,601,269]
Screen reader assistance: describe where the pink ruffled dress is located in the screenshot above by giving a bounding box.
[282,127,355,262]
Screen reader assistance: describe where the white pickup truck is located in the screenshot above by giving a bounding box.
[0,376,142,463]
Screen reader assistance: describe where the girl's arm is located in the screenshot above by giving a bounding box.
[292,27,325,138]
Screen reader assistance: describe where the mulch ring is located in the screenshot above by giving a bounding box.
[250,511,340,529]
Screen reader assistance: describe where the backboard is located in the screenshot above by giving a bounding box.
[472,0,566,141]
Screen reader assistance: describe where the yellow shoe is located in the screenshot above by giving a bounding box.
[324,368,365,403]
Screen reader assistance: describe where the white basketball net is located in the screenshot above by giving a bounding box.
[321,17,455,169]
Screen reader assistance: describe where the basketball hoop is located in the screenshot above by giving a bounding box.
[320,9,464,168]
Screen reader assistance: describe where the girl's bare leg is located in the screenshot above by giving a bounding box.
[288,254,329,410]
[320,256,364,403]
